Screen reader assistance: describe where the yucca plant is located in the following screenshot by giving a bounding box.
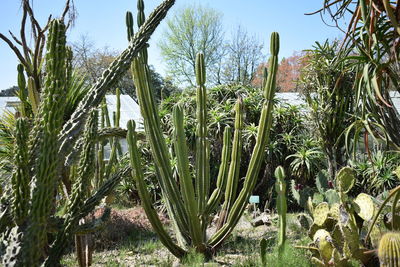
[125,1,280,258]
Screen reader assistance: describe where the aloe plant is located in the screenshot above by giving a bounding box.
[126,1,280,257]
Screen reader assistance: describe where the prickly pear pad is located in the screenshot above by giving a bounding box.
[314,202,330,226]
[336,167,356,193]
[354,193,375,221]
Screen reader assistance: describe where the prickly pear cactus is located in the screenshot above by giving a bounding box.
[354,193,375,221]
[313,229,334,263]
[378,232,400,267]
[299,166,380,266]
[313,202,330,226]
[336,167,356,193]
[324,189,340,205]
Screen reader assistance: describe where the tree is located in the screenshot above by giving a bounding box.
[159,4,224,86]
[72,35,135,97]
[220,25,264,85]
[0,86,18,96]
[252,51,306,92]
[72,35,177,101]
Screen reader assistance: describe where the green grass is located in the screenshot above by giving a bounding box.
[61,212,318,266]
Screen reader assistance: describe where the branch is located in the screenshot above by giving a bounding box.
[58,0,176,158]
[0,33,27,67]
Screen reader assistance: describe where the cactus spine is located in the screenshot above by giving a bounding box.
[379,232,400,267]
[275,166,287,257]
[127,0,280,255]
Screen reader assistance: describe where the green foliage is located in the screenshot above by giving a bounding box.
[300,40,355,178]
[286,146,324,183]
[159,4,224,86]
[351,150,400,195]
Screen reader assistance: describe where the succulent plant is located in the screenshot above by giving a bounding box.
[378,232,400,267]
[0,0,175,265]
[298,166,380,266]
[290,170,340,213]
[260,238,268,266]
[127,2,281,256]
[275,166,287,257]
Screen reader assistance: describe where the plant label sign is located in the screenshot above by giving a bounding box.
[249,195,260,204]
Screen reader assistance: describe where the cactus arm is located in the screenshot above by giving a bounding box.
[131,51,190,240]
[45,109,98,266]
[115,88,121,128]
[27,76,40,114]
[127,120,186,258]
[195,53,210,214]
[24,19,68,265]
[275,166,287,257]
[58,0,175,158]
[11,118,30,225]
[205,126,232,214]
[209,32,279,248]
[392,191,400,230]
[173,104,204,248]
[17,64,28,117]
[218,99,243,226]
[77,166,130,218]
[126,11,134,42]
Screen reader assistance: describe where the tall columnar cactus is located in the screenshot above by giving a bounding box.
[127,0,280,257]
[24,19,68,264]
[275,166,287,257]
[0,1,174,265]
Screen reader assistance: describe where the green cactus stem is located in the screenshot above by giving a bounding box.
[195,52,210,215]
[127,120,186,258]
[128,28,280,257]
[208,32,280,249]
[24,19,68,265]
[260,238,268,266]
[11,118,30,225]
[275,166,287,257]
[58,0,176,160]
[45,109,98,266]
[378,232,400,267]
[217,98,243,228]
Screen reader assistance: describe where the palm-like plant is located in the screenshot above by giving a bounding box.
[300,40,355,178]
[287,146,324,184]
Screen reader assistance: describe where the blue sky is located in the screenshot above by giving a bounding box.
[0,0,346,90]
